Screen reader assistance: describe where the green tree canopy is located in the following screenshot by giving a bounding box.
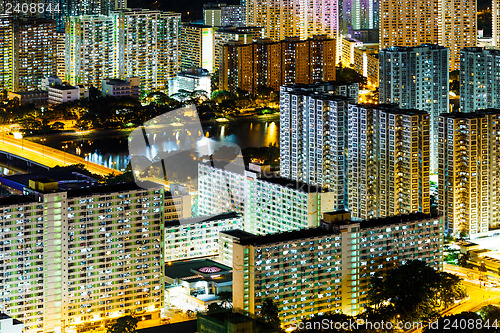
[106,315,138,333]
[367,260,467,322]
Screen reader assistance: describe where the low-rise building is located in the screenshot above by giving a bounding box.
[164,212,244,263]
[232,212,443,324]
[101,77,140,99]
[8,90,48,106]
[168,68,212,100]
[164,259,232,311]
[47,85,82,104]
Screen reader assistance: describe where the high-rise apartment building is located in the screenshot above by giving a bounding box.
[0,16,56,92]
[214,26,262,71]
[0,180,190,333]
[164,212,244,262]
[198,163,336,235]
[460,47,500,113]
[232,212,443,323]
[348,104,430,220]
[65,14,124,88]
[379,0,476,70]
[180,24,215,73]
[66,10,181,91]
[438,110,500,237]
[204,3,246,27]
[122,9,181,92]
[0,15,13,92]
[279,82,359,211]
[379,44,449,171]
[246,0,339,42]
[221,35,336,93]
[495,0,500,47]
[341,0,379,31]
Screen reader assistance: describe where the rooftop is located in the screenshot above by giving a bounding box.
[440,108,500,119]
[50,85,78,91]
[102,78,130,86]
[238,212,438,246]
[164,259,231,279]
[220,229,256,239]
[256,174,326,193]
[354,103,429,116]
[166,212,242,227]
[358,212,437,230]
[382,44,447,52]
[66,181,162,198]
[237,226,339,246]
[137,321,196,333]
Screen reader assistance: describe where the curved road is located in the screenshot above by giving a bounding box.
[0,135,121,176]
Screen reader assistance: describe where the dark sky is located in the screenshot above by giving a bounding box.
[129,0,241,21]
[129,0,492,21]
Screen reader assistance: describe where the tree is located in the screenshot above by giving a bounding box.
[106,315,138,333]
[206,302,224,315]
[367,260,466,322]
[438,272,467,308]
[459,252,471,269]
[479,305,500,322]
[217,291,232,309]
[260,298,281,330]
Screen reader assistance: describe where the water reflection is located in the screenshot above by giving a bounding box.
[28,117,280,171]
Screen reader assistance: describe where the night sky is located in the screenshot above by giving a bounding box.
[129,0,241,21]
[129,0,492,22]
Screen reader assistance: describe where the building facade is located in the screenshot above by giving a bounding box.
[220,36,336,93]
[438,110,500,237]
[379,44,449,171]
[65,14,124,88]
[164,213,244,263]
[0,181,190,333]
[214,26,262,71]
[353,46,378,86]
[204,3,246,27]
[232,212,443,324]
[48,85,82,104]
[198,163,336,235]
[348,104,430,220]
[379,0,476,70]
[66,10,181,91]
[460,47,500,113]
[246,0,339,42]
[495,0,500,47]
[0,16,56,92]
[122,9,181,92]
[101,77,140,99]
[279,82,359,211]
[180,24,215,73]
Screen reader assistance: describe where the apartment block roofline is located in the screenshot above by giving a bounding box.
[382,43,448,52]
[439,108,500,118]
[66,181,163,198]
[353,103,430,116]
[237,212,439,246]
[165,212,242,227]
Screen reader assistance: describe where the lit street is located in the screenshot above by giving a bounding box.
[0,133,121,176]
